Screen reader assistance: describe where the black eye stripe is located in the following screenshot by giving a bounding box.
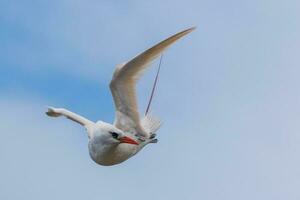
[110,132,119,139]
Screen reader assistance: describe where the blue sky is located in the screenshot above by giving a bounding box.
[1,0,300,199]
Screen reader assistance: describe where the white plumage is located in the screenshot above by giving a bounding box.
[141,114,162,134]
[46,27,195,166]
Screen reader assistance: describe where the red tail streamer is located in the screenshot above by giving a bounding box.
[145,54,163,115]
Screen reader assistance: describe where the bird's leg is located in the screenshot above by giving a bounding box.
[149,138,158,143]
[149,133,156,139]
[148,133,158,143]
[141,138,158,146]
[136,134,158,145]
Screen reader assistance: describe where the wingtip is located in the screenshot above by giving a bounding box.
[189,26,197,30]
[184,26,197,33]
[45,106,61,117]
[174,26,196,39]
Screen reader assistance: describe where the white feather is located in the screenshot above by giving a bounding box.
[110,27,196,137]
[141,114,162,134]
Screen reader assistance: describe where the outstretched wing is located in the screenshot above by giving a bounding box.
[109,27,195,137]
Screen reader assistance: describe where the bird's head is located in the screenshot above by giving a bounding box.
[96,121,139,145]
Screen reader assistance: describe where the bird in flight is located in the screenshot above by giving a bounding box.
[46,27,195,166]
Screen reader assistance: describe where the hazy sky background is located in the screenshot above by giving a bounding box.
[1,0,300,199]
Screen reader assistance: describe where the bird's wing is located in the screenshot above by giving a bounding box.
[109,27,195,137]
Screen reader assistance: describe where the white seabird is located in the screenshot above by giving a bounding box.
[46,27,195,166]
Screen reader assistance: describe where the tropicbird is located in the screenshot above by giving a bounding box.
[46,27,195,166]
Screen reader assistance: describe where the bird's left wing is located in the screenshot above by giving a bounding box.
[109,27,195,137]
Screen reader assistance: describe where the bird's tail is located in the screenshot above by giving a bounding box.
[141,114,162,135]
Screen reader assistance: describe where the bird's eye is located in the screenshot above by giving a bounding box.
[110,132,119,139]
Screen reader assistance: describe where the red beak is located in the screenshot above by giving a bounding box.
[119,136,139,145]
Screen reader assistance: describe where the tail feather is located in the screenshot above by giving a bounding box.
[141,114,162,134]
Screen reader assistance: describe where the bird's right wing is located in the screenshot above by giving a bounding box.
[109,27,196,136]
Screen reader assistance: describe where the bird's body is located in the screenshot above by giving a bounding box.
[88,122,139,166]
[46,27,195,166]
